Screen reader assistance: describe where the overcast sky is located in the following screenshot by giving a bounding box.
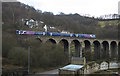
[17,0,120,17]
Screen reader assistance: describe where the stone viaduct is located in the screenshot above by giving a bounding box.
[31,35,120,61]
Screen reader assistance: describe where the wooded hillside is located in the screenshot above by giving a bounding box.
[2,2,119,73]
[2,2,118,39]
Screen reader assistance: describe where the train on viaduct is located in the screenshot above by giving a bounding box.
[16,30,120,61]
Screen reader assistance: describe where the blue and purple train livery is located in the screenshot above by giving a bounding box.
[74,34,96,38]
[16,30,47,35]
[16,30,96,38]
[48,32,74,37]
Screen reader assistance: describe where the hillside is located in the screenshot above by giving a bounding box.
[2,2,119,59]
[2,2,118,39]
[2,2,119,74]
[2,2,98,33]
[2,2,118,58]
[98,20,119,28]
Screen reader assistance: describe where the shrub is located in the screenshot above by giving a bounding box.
[8,47,28,66]
[30,43,68,68]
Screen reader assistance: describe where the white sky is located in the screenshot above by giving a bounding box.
[17,0,120,17]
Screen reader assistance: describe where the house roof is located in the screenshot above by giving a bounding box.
[59,64,84,71]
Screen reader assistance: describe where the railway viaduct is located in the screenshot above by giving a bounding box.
[28,35,120,61]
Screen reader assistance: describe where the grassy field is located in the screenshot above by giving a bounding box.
[98,20,119,28]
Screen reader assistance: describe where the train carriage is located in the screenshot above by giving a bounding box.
[74,34,96,38]
[16,30,96,38]
[16,30,47,35]
[48,32,74,37]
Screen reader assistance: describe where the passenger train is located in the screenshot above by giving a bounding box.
[16,30,96,38]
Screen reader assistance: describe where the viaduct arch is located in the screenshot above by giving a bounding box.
[93,40,100,60]
[35,36,119,61]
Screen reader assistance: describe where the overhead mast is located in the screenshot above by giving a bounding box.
[43,25,47,32]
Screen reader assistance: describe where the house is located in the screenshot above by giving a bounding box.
[24,19,44,29]
[100,61,108,70]
[59,57,86,75]
[61,30,70,33]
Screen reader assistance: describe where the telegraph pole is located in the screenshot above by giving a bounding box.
[28,46,31,73]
